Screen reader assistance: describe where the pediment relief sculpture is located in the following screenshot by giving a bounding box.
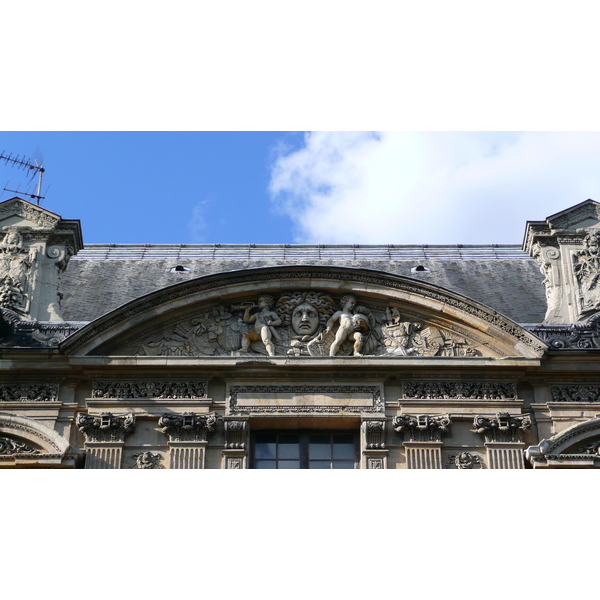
[125,290,486,358]
[574,231,600,317]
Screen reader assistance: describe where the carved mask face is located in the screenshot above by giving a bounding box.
[291,302,320,336]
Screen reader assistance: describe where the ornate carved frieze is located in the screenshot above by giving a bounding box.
[472,413,531,443]
[228,385,384,415]
[447,452,482,469]
[131,451,164,469]
[0,382,58,402]
[158,412,217,442]
[76,412,136,443]
[363,420,386,449]
[392,414,452,442]
[403,381,517,400]
[92,380,208,399]
[550,384,600,402]
[0,436,40,455]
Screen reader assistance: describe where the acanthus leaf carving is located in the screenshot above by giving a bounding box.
[131,451,164,469]
[472,412,531,443]
[392,414,452,442]
[76,412,136,443]
[403,380,517,400]
[0,435,41,455]
[0,382,58,402]
[158,412,217,442]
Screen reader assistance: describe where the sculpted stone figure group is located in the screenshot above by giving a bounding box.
[133,290,481,359]
[0,229,34,314]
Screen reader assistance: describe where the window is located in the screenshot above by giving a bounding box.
[252,431,358,469]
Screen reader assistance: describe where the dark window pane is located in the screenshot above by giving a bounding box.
[309,461,332,469]
[278,434,300,459]
[255,460,277,469]
[332,441,356,460]
[309,435,332,459]
[333,461,355,469]
[255,434,277,443]
[278,460,300,469]
[255,442,276,459]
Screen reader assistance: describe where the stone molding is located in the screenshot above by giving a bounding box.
[76,412,136,443]
[363,419,386,449]
[61,266,546,357]
[93,380,208,399]
[472,412,531,443]
[403,380,517,400]
[158,412,217,442]
[392,413,452,442]
[228,384,383,415]
[0,412,71,454]
[0,382,58,402]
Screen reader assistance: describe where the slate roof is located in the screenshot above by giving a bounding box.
[60,244,546,324]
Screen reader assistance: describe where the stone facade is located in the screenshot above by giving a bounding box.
[2,196,600,468]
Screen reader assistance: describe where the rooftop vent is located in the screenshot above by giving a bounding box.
[170,265,190,273]
[411,265,431,273]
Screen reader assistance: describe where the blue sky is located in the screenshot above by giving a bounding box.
[4,131,600,246]
[0,132,304,244]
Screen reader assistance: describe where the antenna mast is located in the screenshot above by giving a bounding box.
[0,150,46,205]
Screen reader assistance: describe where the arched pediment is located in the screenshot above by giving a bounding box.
[526,414,600,468]
[0,412,80,468]
[62,266,546,360]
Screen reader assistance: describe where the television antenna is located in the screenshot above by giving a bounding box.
[0,149,47,205]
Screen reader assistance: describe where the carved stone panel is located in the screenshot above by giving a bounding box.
[93,380,207,399]
[228,385,384,415]
[403,381,517,400]
[0,383,58,402]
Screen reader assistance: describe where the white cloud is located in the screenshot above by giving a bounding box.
[269,132,600,244]
[189,200,209,242]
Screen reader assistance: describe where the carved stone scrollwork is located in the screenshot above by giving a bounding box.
[76,412,136,443]
[550,384,600,402]
[472,413,531,443]
[392,414,452,442]
[158,412,217,442]
[0,382,58,402]
[0,435,40,455]
[574,231,600,317]
[131,451,164,469]
[403,381,517,400]
[363,420,386,449]
[93,380,207,399]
